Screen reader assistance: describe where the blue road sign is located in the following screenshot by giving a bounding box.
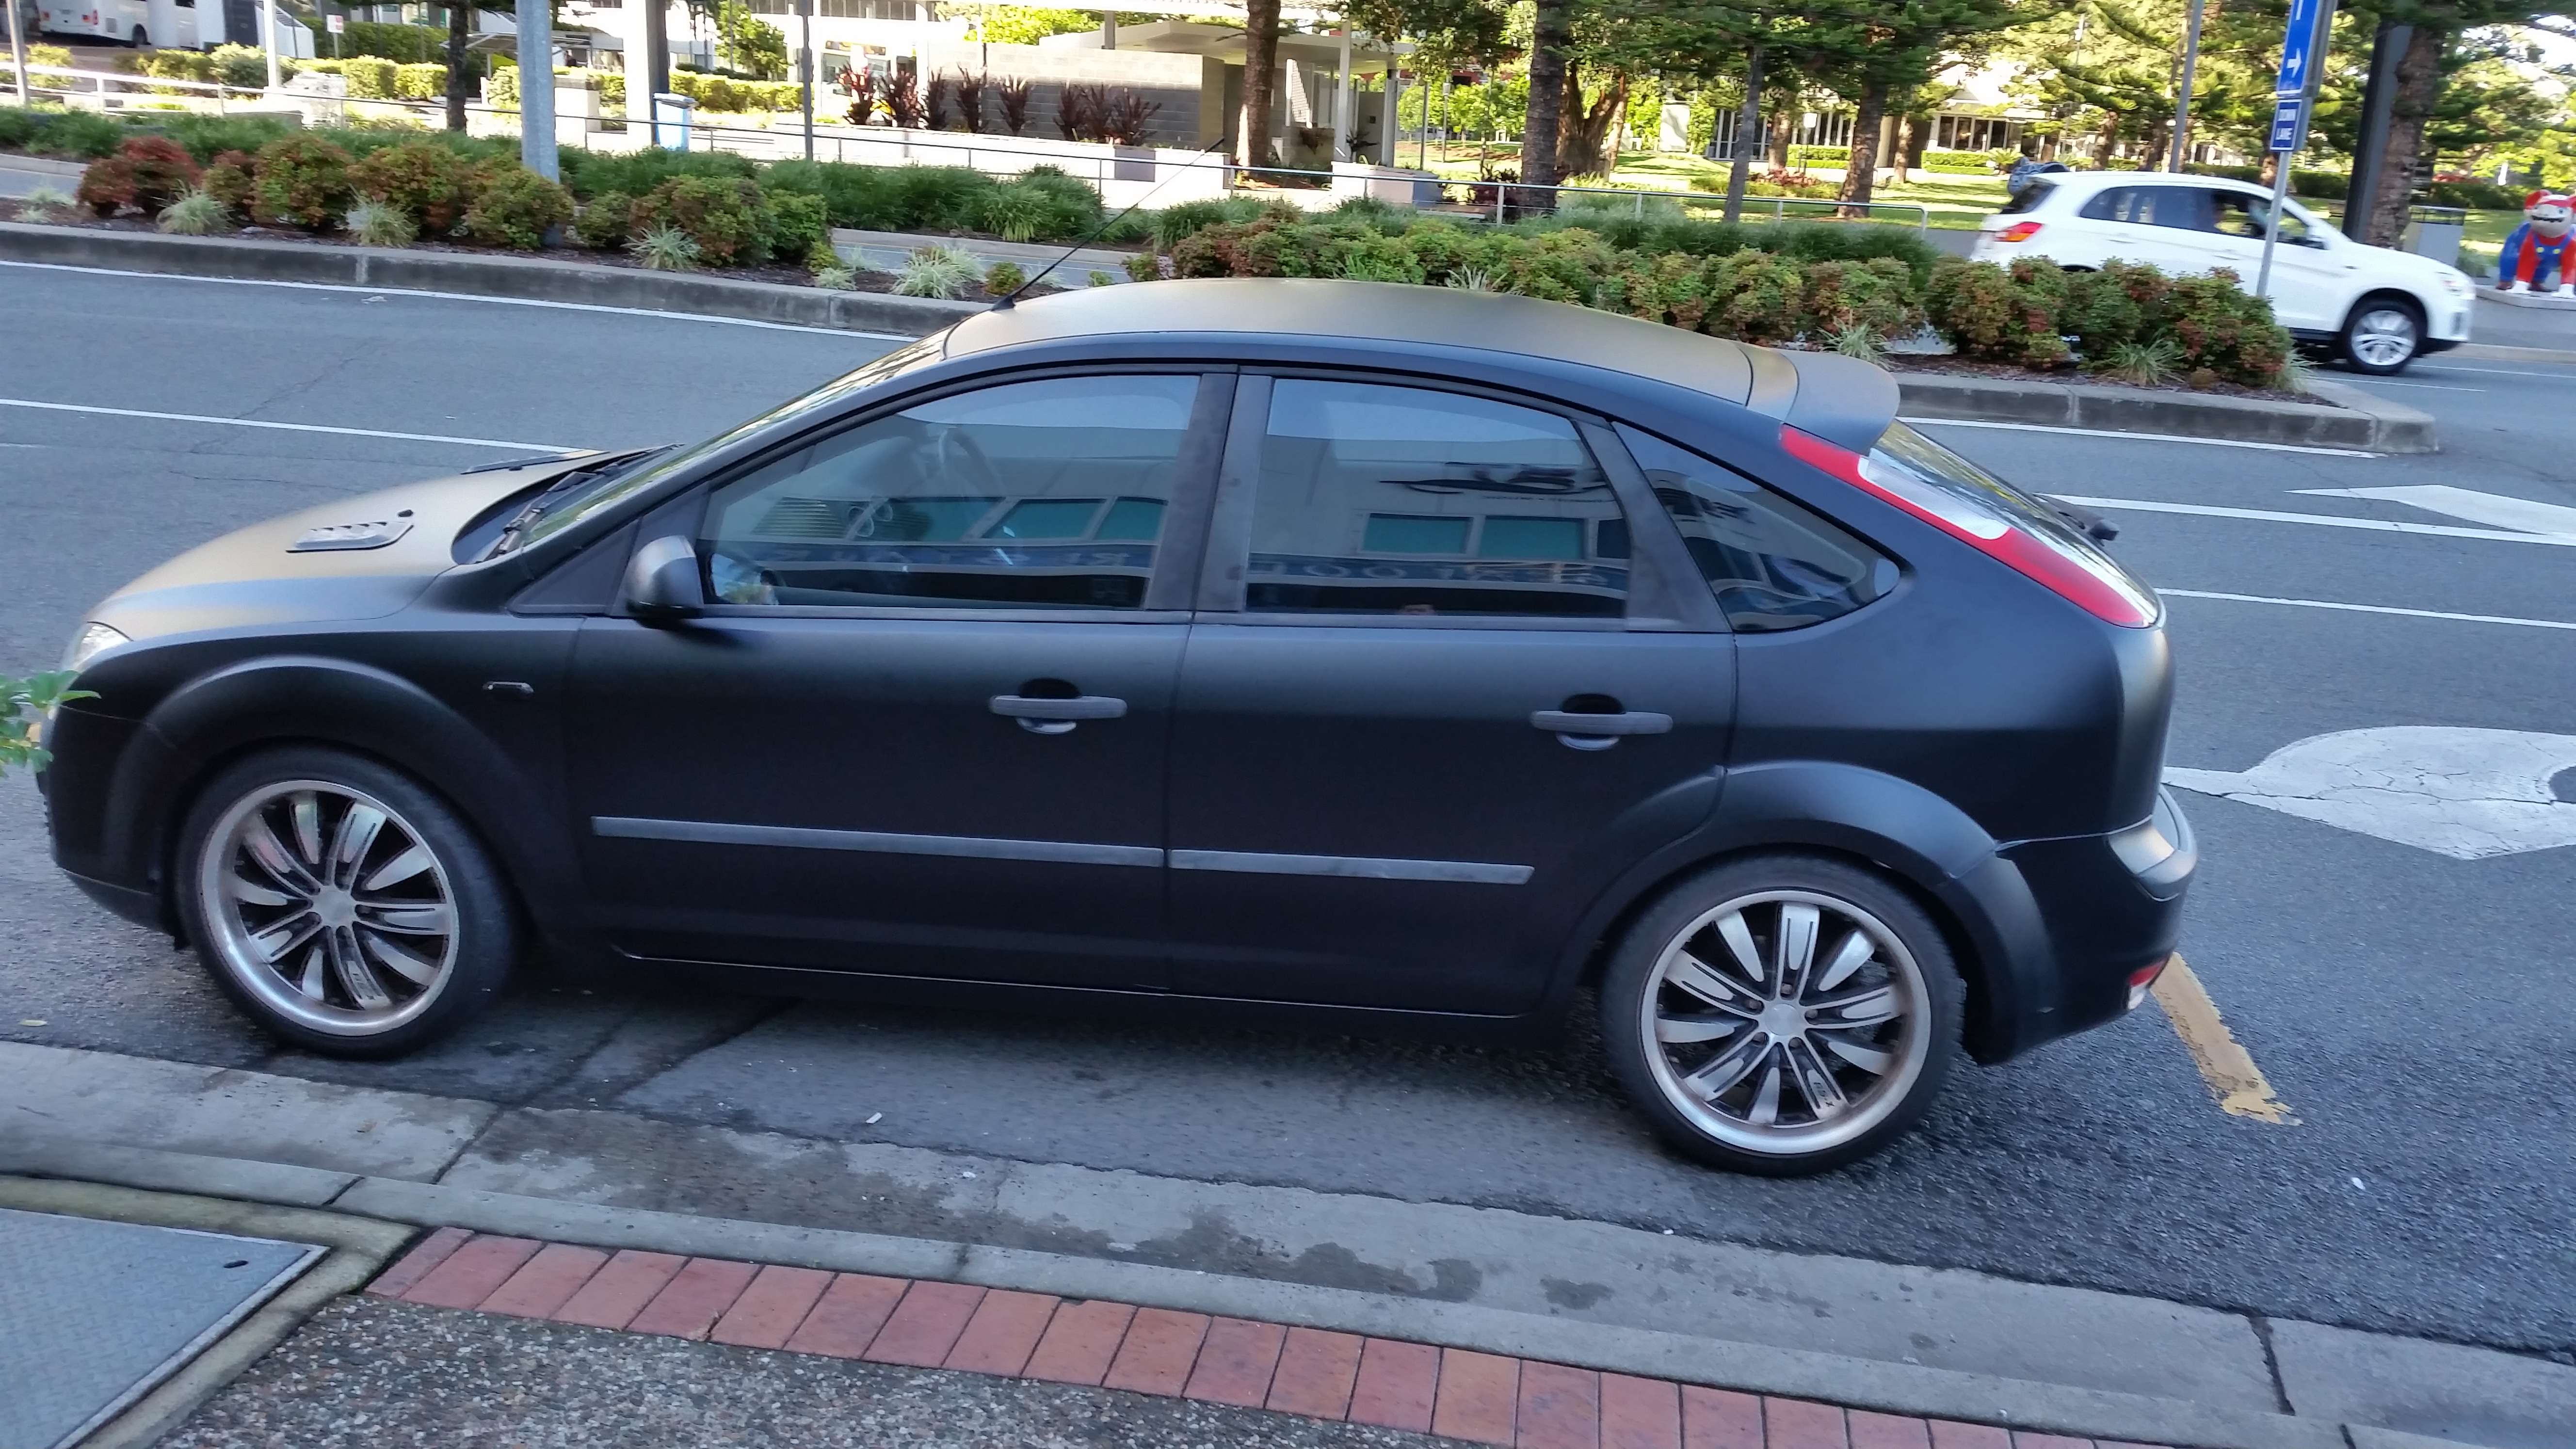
[2277,0,2326,96]
[2268,98,2308,154]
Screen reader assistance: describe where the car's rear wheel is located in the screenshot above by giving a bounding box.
[179,748,517,1057]
[2341,297,2422,375]
[1601,855,1960,1175]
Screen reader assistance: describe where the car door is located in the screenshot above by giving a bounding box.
[1163,374,1736,1016]
[2204,187,2344,330]
[565,370,1229,989]
[2071,185,2162,267]
[2082,185,2218,274]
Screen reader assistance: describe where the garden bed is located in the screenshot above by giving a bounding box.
[1882,354,2316,404]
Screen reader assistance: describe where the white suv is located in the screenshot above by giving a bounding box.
[1971,171,2474,374]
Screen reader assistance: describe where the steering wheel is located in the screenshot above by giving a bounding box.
[934,426,1004,497]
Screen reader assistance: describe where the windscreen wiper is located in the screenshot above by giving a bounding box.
[483,446,676,560]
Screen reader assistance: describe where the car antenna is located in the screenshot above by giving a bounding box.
[993,136,1232,310]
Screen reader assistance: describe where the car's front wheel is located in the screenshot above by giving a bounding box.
[178,748,518,1057]
[1601,855,1961,1175]
[2341,297,2423,375]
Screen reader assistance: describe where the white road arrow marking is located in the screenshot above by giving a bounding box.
[2165,727,2576,859]
[2293,485,2576,539]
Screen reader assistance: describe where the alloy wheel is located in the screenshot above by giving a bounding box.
[193,780,459,1036]
[2349,307,2419,370]
[1636,890,1933,1157]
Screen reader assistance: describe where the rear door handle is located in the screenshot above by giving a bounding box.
[991,694,1127,735]
[1531,710,1673,750]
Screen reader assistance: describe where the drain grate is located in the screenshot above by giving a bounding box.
[0,1208,322,1449]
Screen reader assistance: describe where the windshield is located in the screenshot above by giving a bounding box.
[510,335,948,553]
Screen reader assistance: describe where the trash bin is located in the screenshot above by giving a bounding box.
[2403,204,2465,268]
[651,93,697,152]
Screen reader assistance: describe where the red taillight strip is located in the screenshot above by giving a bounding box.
[1994,221,2043,242]
[1780,426,2160,628]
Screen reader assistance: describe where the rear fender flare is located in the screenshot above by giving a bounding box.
[1548,760,2056,1064]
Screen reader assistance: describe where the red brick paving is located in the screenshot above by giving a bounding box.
[1346,1336,1441,1433]
[1266,1326,1364,1421]
[710,1265,834,1351]
[478,1243,609,1320]
[374,1231,2167,1449]
[864,1280,987,1368]
[1431,1348,1522,1446]
[552,1249,687,1331]
[624,1256,760,1340]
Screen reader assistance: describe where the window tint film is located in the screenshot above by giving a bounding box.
[1616,424,1896,632]
[1997,179,2054,216]
[1245,381,1630,617]
[701,374,1199,610]
[2080,186,2210,230]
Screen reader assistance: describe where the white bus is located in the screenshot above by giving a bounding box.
[38,0,200,49]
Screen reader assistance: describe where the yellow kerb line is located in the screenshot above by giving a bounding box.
[2152,956,2299,1125]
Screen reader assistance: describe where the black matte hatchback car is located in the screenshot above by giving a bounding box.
[42,279,2195,1174]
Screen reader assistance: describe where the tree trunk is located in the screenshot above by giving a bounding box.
[1518,0,1572,192]
[1838,78,1887,206]
[1768,101,1792,168]
[1723,40,1762,223]
[2090,112,2116,168]
[2365,23,2445,248]
[446,3,470,132]
[1238,0,1279,169]
[1557,64,1626,181]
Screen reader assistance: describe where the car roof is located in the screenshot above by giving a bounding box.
[938,277,1900,453]
[2038,171,2260,197]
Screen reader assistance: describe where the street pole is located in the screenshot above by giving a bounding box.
[798,0,814,162]
[8,0,31,107]
[260,0,282,91]
[643,0,671,146]
[2257,0,2336,299]
[2168,0,2205,172]
[1332,19,1353,162]
[519,0,558,179]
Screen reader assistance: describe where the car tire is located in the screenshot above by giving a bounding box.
[2340,297,2423,375]
[1601,854,1961,1176]
[130,25,146,46]
[177,747,518,1058]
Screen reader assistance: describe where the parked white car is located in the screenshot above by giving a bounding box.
[1972,171,2474,375]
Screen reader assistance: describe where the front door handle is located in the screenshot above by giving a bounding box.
[991,694,1127,735]
[1531,709,1673,751]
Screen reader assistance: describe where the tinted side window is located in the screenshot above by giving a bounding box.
[1998,179,2055,215]
[1245,380,1628,618]
[2210,190,2308,242]
[2078,186,2135,221]
[700,375,1199,610]
[1616,424,1895,632]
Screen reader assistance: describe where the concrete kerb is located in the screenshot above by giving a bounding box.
[1893,372,2437,453]
[0,1174,417,1449]
[0,1127,2505,1449]
[0,221,983,337]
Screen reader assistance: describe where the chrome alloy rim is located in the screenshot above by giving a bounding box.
[1638,891,1931,1156]
[194,780,458,1036]
[2351,308,2419,369]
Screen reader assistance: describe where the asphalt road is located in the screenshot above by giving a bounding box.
[2,265,2571,1365]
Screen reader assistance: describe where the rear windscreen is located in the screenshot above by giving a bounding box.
[1997,180,2054,216]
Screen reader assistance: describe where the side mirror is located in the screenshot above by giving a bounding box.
[622,534,706,622]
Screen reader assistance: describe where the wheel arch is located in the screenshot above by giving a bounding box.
[1546,760,2058,1065]
[110,656,577,935]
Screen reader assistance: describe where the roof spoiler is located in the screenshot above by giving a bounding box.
[1751,349,1903,456]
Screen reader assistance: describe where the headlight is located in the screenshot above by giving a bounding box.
[61,622,130,678]
[2437,270,2470,296]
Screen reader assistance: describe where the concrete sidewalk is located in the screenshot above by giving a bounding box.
[5,1041,2571,1449]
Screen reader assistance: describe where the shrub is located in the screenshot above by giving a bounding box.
[157,189,228,235]
[341,57,401,100]
[1124,250,1163,282]
[1706,249,1807,343]
[209,44,290,89]
[1151,196,1264,249]
[14,183,77,223]
[2059,259,2173,358]
[1920,151,2001,174]
[394,64,450,101]
[572,191,632,249]
[149,113,299,164]
[766,190,831,262]
[2161,270,2292,387]
[202,151,258,217]
[1797,258,1920,339]
[812,259,858,290]
[563,146,756,202]
[77,136,203,217]
[893,244,979,298]
[350,141,474,234]
[629,224,702,271]
[629,176,774,265]
[345,199,419,247]
[301,18,455,65]
[1926,258,2072,368]
[251,135,358,229]
[464,167,576,249]
[979,184,1050,242]
[982,260,1026,294]
[1089,269,1114,286]
[27,109,125,160]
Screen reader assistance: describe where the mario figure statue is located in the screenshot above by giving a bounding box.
[2498,190,2576,295]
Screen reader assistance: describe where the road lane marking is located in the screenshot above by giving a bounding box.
[2152,957,2298,1124]
[2347,379,2485,391]
[2292,484,2576,537]
[0,259,915,339]
[1903,418,2377,457]
[2159,588,2576,631]
[2057,495,2576,547]
[2166,727,2576,859]
[0,398,568,451]
[2415,365,2576,378]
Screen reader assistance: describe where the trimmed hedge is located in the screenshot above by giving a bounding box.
[1920,150,2000,174]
